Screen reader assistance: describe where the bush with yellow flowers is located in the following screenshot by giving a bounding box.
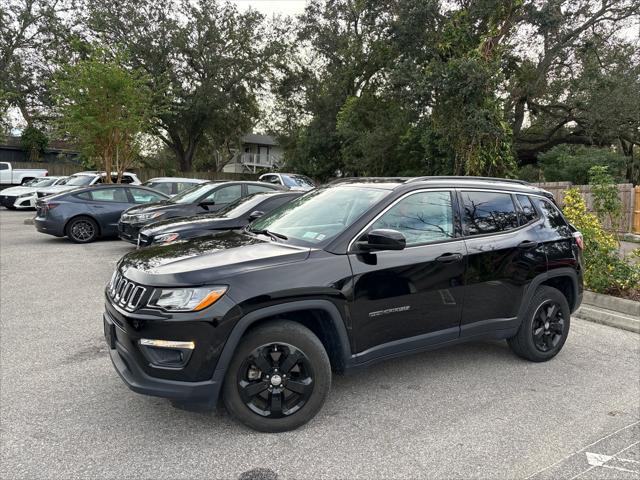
[562,188,640,297]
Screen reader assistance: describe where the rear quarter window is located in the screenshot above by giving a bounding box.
[533,197,572,236]
[516,194,539,225]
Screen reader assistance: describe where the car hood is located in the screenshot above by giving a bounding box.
[37,185,76,194]
[120,230,311,286]
[141,214,237,236]
[1,186,38,195]
[123,201,175,215]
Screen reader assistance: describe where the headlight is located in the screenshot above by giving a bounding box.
[136,212,163,221]
[152,232,180,244]
[147,286,227,312]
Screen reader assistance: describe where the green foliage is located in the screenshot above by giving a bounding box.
[537,145,627,184]
[20,126,48,161]
[516,164,543,182]
[562,188,639,296]
[588,166,623,234]
[54,54,153,181]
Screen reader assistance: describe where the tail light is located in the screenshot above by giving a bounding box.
[41,202,59,213]
[573,231,584,250]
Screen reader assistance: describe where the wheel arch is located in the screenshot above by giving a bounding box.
[517,268,580,323]
[212,300,352,385]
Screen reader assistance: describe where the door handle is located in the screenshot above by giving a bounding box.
[436,252,463,263]
[518,240,539,250]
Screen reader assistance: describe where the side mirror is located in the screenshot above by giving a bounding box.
[199,200,215,208]
[356,229,406,252]
[248,210,265,221]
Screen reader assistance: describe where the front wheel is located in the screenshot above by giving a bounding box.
[508,286,571,362]
[222,320,331,432]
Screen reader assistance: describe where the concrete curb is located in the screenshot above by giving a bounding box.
[575,291,639,334]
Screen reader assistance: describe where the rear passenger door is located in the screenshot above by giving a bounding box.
[76,188,132,235]
[459,190,547,336]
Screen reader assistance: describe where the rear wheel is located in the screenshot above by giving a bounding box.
[66,216,99,243]
[222,320,331,432]
[508,286,570,362]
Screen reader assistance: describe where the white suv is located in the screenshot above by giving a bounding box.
[258,173,316,191]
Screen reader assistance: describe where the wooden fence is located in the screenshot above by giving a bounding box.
[11,162,260,182]
[533,182,637,233]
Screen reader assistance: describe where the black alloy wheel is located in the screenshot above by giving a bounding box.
[508,285,571,362]
[222,320,331,432]
[238,343,314,418]
[67,217,98,243]
[531,301,565,352]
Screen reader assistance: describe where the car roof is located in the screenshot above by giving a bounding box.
[145,177,208,183]
[328,176,552,196]
[72,171,137,176]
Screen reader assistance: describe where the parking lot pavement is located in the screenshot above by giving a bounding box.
[1,208,639,480]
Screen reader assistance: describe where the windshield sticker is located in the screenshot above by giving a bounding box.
[303,231,318,239]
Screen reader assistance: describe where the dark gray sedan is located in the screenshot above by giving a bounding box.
[34,184,169,243]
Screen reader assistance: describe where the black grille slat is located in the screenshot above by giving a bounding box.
[107,272,146,312]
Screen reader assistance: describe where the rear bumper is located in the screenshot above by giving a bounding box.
[34,217,64,236]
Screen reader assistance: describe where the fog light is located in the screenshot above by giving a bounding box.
[139,339,195,350]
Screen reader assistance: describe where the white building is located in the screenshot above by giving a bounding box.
[223,133,283,173]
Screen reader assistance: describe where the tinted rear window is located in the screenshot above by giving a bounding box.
[461,191,519,236]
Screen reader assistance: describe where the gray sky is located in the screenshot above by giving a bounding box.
[231,0,308,16]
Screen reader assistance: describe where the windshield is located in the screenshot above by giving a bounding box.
[249,186,389,245]
[169,183,217,204]
[66,175,94,186]
[282,175,315,188]
[214,194,270,218]
[25,177,56,187]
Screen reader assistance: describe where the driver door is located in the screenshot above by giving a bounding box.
[348,190,466,357]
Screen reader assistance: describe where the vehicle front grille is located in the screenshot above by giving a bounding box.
[0,195,17,207]
[108,271,147,312]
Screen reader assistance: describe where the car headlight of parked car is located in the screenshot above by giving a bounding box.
[134,212,164,222]
[147,286,228,312]
[152,232,180,244]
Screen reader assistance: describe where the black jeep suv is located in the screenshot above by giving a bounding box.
[104,176,583,432]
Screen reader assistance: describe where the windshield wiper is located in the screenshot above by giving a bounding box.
[251,229,288,241]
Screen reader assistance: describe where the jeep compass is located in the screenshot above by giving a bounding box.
[103,176,583,432]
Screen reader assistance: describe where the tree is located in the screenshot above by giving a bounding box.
[85,0,282,172]
[54,55,153,181]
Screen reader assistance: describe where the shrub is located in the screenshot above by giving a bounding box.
[538,145,627,184]
[562,188,639,296]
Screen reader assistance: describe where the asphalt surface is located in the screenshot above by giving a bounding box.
[1,209,639,480]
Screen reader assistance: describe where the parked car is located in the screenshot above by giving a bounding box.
[135,191,303,246]
[142,177,208,197]
[0,176,68,209]
[258,173,316,191]
[34,184,169,243]
[0,161,48,186]
[104,176,583,432]
[117,180,283,243]
[36,171,141,199]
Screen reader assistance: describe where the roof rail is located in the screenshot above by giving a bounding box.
[405,176,531,186]
[328,177,411,185]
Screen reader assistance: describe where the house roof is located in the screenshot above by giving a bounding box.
[241,133,278,146]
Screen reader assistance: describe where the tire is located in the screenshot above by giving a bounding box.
[222,320,331,432]
[508,286,571,362]
[66,216,99,243]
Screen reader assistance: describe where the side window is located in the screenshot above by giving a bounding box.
[370,191,454,245]
[120,175,135,184]
[0,163,8,170]
[462,191,519,236]
[257,196,292,214]
[130,188,166,204]
[248,184,276,194]
[76,188,129,202]
[148,182,173,196]
[203,184,242,204]
[262,175,280,185]
[534,198,572,236]
[516,194,539,225]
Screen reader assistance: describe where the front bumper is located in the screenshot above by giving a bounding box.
[106,312,221,404]
[118,221,143,244]
[0,195,17,208]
